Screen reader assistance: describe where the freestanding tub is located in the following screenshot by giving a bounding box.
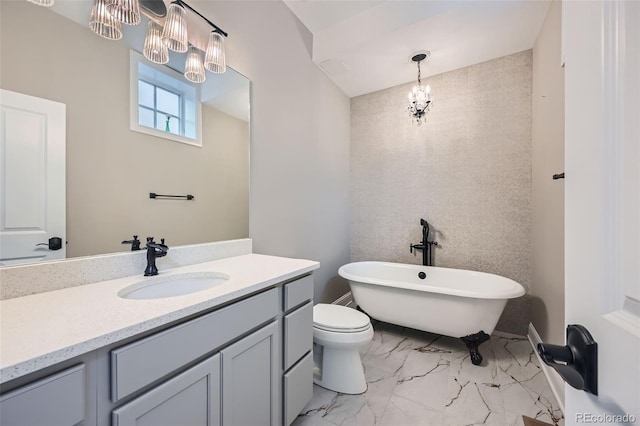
[338,261,525,365]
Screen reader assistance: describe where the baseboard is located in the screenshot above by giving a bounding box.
[527,322,565,415]
[332,291,355,307]
[492,330,527,339]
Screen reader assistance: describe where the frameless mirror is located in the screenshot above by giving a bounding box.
[0,0,249,264]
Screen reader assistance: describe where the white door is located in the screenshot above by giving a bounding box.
[564,0,639,423]
[0,89,66,265]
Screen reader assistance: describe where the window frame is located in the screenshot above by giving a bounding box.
[138,79,183,134]
[129,50,202,147]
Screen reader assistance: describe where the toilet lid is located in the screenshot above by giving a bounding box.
[313,304,371,333]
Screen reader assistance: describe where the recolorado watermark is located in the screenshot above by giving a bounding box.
[576,413,637,424]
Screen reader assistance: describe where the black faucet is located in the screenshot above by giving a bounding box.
[144,237,168,276]
[410,218,438,266]
[121,235,142,251]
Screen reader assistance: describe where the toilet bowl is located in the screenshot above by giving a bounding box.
[312,304,373,394]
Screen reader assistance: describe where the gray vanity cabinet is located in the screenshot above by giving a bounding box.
[221,322,279,426]
[112,319,280,426]
[112,354,221,426]
[0,273,316,426]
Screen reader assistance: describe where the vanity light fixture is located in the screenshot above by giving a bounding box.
[184,45,206,83]
[89,0,123,41]
[26,0,229,81]
[27,0,229,81]
[407,52,432,126]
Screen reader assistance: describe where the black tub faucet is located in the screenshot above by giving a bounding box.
[144,237,168,276]
[122,235,141,251]
[410,218,438,266]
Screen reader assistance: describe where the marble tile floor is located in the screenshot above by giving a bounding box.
[294,321,564,426]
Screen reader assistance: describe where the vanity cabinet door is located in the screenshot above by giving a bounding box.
[0,364,86,426]
[221,321,279,426]
[112,354,220,426]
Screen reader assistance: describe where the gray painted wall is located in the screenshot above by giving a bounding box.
[350,51,533,335]
[531,0,565,345]
[197,2,352,304]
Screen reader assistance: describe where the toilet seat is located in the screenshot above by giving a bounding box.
[313,304,371,333]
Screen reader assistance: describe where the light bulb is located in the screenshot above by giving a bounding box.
[107,0,141,25]
[204,31,226,74]
[162,2,188,53]
[143,21,169,64]
[184,45,206,83]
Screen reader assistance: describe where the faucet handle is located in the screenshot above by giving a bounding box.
[410,243,424,253]
[121,235,141,251]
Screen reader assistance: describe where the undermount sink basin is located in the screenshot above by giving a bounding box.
[118,272,230,300]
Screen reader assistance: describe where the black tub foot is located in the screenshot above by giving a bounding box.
[460,331,491,366]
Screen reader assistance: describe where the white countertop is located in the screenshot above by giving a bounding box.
[0,253,319,383]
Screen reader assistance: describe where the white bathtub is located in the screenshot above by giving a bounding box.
[338,261,525,339]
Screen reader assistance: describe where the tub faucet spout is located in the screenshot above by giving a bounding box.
[411,219,438,266]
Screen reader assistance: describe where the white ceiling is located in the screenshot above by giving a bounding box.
[283,0,552,97]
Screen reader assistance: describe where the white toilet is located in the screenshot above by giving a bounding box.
[312,304,374,394]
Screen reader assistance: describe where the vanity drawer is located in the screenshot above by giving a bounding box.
[0,364,85,426]
[112,354,221,426]
[284,352,313,426]
[284,302,313,370]
[283,275,313,312]
[111,288,278,402]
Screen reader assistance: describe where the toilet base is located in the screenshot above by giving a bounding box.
[314,345,368,394]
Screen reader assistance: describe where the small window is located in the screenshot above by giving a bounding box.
[130,50,202,146]
[138,81,182,134]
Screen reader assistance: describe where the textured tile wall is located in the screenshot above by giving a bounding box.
[350,51,532,335]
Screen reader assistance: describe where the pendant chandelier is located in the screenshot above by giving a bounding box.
[28,0,228,83]
[407,52,432,126]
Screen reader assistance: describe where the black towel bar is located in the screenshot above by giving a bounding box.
[149,193,194,200]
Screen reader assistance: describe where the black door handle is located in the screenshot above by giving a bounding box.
[537,324,597,395]
[36,237,63,251]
